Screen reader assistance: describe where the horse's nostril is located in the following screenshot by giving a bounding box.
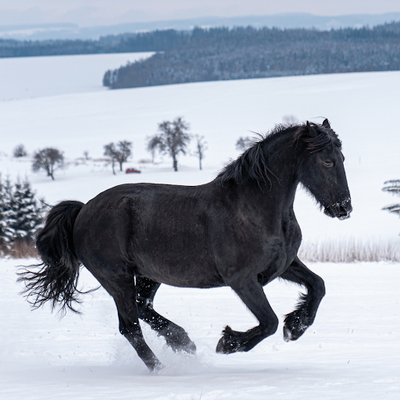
[325,198,352,220]
[342,199,352,213]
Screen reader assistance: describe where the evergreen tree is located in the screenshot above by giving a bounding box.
[1,177,14,250]
[10,179,45,243]
[382,180,400,216]
[0,177,45,255]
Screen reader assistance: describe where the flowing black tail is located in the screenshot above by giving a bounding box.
[18,200,85,314]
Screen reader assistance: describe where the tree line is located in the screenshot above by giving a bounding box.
[103,23,400,89]
[3,22,400,88]
[2,22,400,60]
[0,29,187,58]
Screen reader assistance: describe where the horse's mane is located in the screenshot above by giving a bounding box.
[293,121,342,153]
[218,121,341,188]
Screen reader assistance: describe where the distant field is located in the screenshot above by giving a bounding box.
[0,52,153,101]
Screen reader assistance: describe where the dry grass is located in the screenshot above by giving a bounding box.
[0,240,38,259]
[299,237,400,263]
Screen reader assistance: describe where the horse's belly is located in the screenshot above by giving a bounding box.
[133,239,225,288]
[136,258,225,288]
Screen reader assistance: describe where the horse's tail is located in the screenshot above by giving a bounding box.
[18,200,85,314]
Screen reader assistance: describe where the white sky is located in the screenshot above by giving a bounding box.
[1,1,400,26]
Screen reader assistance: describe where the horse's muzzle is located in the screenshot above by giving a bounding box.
[324,198,352,220]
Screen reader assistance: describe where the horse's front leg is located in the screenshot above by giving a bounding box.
[280,256,326,341]
[216,276,279,354]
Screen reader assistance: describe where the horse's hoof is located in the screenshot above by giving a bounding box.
[216,326,240,354]
[148,359,165,373]
[283,321,307,341]
[216,336,228,354]
[181,340,197,355]
[162,328,197,354]
[172,337,196,354]
[283,326,292,342]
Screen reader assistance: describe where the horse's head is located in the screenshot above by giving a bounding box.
[296,119,352,220]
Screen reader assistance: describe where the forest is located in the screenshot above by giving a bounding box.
[2,22,400,89]
[0,29,187,57]
[103,23,400,88]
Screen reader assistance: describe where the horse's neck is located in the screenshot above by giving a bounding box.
[224,174,299,219]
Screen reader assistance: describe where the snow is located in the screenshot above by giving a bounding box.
[0,52,154,101]
[0,54,400,398]
[1,259,399,399]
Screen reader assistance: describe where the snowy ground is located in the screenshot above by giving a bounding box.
[0,54,400,398]
[0,52,153,101]
[1,258,399,399]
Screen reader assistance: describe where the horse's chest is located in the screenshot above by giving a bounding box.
[257,217,302,283]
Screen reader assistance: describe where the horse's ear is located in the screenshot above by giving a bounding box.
[322,119,331,129]
[306,121,318,137]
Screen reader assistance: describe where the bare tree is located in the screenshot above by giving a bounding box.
[104,143,117,175]
[32,148,64,180]
[236,136,255,152]
[104,141,132,174]
[116,140,132,171]
[147,117,191,171]
[282,115,299,125]
[193,135,207,170]
[13,144,27,158]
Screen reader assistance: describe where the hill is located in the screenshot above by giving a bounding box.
[103,23,400,89]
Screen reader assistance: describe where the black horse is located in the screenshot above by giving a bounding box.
[19,119,352,371]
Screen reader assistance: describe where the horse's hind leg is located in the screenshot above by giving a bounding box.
[280,256,326,341]
[84,264,162,371]
[136,277,196,354]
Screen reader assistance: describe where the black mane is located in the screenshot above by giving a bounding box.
[218,121,341,187]
[294,121,342,153]
[217,136,274,188]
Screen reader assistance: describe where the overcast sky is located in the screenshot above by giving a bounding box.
[2,0,400,26]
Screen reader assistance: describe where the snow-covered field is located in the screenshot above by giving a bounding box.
[0,54,399,399]
[1,258,399,399]
[0,52,154,101]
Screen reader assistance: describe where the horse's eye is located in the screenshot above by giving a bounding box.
[324,160,334,168]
